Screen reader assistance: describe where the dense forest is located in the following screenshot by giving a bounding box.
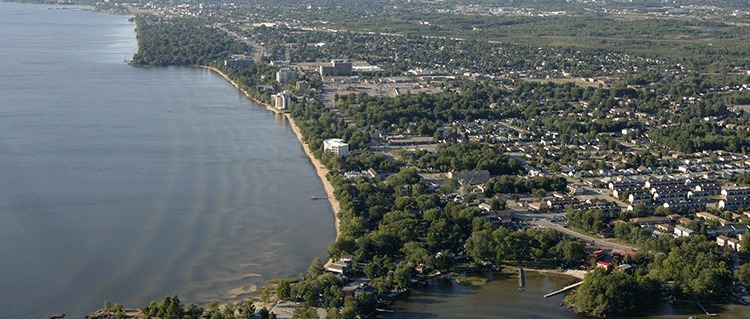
[130,15,245,66]
[649,122,750,154]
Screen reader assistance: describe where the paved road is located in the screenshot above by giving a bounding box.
[536,220,637,252]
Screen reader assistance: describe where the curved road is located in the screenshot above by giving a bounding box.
[536,220,637,252]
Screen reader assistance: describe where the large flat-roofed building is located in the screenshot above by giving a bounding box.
[273,90,292,110]
[333,60,353,75]
[324,138,349,157]
[224,55,253,67]
[320,60,353,76]
[276,69,297,83]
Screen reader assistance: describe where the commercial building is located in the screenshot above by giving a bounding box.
[320,60,353,76]
[224,55,253,67]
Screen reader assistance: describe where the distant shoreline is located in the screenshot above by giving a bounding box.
[200,66,341,238]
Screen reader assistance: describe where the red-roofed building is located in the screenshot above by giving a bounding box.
[596,261,613,272]
[611,249,637,260]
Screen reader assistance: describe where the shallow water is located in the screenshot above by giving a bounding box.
[0,3,334,318]
[384,272,750,319]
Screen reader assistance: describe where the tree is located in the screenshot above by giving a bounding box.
[648,236,733,301]
[489,197,506,211]
[277,280,293,300]
[308,258,325,277]
[573,268,659,317]
[439,178,460,194]
[339,297,360,319]
[739,233,750,256]
[141,295,187,319]
[111,304,123,314]
[654,206,671,216]
[103,300,111,314]
[401,241,429,266]
[632,203,648,217]
[186,304,204,319]
[532,188,547,198]
[465,228,494,264]
[292,303,319,319]
[364,255,392,279]
[736,263,750,285]
[551,239,585,267]
[326,307,343,319]
[393,262,416,288]
[426,218,460,252]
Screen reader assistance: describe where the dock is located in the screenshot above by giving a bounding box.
[376,309,394,313]
[519,268,526,288]
[544,281,583,298]
[696,302,718,317]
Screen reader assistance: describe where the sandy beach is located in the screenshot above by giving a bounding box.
[203,66,341,238]
[524,267,587,280]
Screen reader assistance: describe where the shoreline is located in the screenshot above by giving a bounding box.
[521,267,587,280]
[201,66,341,238]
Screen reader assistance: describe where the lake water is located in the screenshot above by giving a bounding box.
[0,3,335,318]
[384,272,750,319]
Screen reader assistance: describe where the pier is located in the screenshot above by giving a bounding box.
[696,302,718,317]
[544,281,583,298]
[519,268,526,288]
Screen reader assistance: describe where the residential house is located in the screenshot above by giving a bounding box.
[673,225,696,237]
[696,211,732,226]
[722,187,750,199]
[630,216,671,226]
